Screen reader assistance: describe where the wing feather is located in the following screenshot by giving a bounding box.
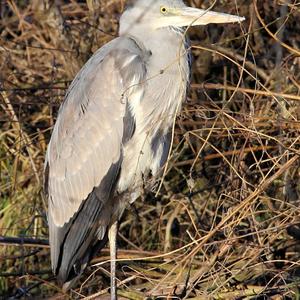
[46,37,146,226]
[44,37,147,283]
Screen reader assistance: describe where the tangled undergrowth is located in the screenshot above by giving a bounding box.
[1,0,300,299]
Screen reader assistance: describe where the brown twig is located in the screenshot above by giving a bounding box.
[192,83,300,102]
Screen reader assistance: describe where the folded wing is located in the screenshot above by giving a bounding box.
[44,37,146,283]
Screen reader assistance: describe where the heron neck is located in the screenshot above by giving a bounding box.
[125,27,187,73]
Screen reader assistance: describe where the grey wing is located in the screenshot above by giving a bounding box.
[44,37,146,283]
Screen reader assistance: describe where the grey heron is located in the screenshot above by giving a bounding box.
[44,0,244,298]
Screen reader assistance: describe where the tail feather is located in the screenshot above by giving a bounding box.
[48,160,121,288]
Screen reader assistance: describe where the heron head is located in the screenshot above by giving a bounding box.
[120,0,244,35]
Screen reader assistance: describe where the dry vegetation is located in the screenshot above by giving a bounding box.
[1,0,300,299]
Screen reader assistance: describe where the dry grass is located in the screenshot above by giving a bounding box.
[1,0,300,299]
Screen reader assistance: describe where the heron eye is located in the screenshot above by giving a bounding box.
[160,6,168,14]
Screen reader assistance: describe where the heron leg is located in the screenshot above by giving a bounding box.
[108,221,118,300]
